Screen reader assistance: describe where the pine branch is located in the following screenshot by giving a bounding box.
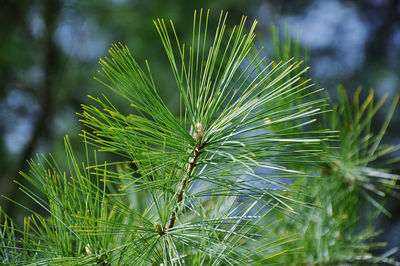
[166,123,205,232]
[2,9,398,265]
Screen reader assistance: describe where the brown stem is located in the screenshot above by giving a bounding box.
[96,258,111,266]
[165,144,203,231]
[165,123,205,232]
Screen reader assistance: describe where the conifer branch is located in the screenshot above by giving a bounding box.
[165,123,205,232]
[1,10,398,265]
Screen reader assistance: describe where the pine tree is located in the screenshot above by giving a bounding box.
[1,9,399,265]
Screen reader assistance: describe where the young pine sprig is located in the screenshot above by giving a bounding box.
[80,9,330,262]
[1,10,332,265]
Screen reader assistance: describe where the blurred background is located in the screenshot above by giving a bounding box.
[1,0,399,258]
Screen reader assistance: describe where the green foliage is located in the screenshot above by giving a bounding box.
[0,10,399,265]
[267,87,399,264]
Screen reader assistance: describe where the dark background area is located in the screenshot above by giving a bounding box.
[1,0,399,258]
